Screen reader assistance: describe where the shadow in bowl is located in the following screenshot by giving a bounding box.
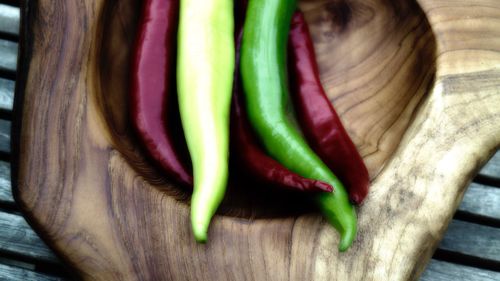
[93,0,437,219]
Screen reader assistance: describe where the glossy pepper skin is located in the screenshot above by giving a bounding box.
[232,39,332,193]
[231,2,332,193]
[130,0,192,186]
[241,0,357,251]
[288,12,370,204]
[177,0,234,242]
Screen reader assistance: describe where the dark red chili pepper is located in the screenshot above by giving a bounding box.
[230,3,332,193]
[231,84,332,192]
[288,12,369,204]
[130,0,192,186]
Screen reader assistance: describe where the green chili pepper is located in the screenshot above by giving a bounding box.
[240,0,357,251]
[177,0,234,242]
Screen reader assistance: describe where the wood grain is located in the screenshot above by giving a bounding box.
[0,119,10,154]
[0,211,59,263]
[0,161,12,204]
[300,0,437,178]
[3,150,500,275]
[440,220,500,263]
[13,0,500,280]
[458,182,500,220]
[0,3,19,37]
[0,263,63,281]
[0,78,14,111]
[420,260,500,281]
[0,39,17,73]
[3,159,500,272]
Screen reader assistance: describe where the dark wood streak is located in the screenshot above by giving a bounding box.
[93,0,187,192]
[301,0,438,178]
[11,0,500,280]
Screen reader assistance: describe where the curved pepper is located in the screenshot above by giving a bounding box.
[130,0,192,186]
[177,0,234,242]
[232,38,332,193]
[288,12,370,204]
[231,2,332,193]
[241,0,357,251]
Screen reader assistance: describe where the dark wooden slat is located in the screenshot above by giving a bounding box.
[439,220,500,263]
[458,182,500,220]
[0,263,62,281]
[0,4,19,36]
[0,119,9,154]
[0,212,60,264]
[479,151,500,179]
[0,78,14,111]
[0,39,17,73]
[420,260,500,281]
[0,160,12,204]
[0,256,36,270]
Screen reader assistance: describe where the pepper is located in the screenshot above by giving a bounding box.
[130,0,192,186]
[241,0,357,251]
[288,12,370,204]
[231,1,332,193]
[177,0,234,242]
[232,35,333,193]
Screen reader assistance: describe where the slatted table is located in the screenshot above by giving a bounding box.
[0,2,499,280]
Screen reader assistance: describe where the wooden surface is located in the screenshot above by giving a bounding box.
[420,260,500,281]
[8,0,500,280]
[0,263,63,281]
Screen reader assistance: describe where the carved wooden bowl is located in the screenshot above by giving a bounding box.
[13,0,500,280]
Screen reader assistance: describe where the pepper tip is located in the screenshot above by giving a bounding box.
[192,216,209,243]
[314,181,334,193]
[350,194,363,205]
[338,237,352,252]
[193,226,208,243]
[337,222,357,252]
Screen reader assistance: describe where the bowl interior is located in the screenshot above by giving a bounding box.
[93,0,437,218]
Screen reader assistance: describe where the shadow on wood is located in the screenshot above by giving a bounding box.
[93,0,437,219]
[12,0,500,280]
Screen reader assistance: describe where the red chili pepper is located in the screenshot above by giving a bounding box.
[230,5,332,193]
[130,0,192,186]
[288,12,369,203]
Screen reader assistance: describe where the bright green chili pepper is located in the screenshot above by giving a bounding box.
[177,0,234,242]
[240,0,357,251]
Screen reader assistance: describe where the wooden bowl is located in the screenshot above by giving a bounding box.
[13,0,500,280]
